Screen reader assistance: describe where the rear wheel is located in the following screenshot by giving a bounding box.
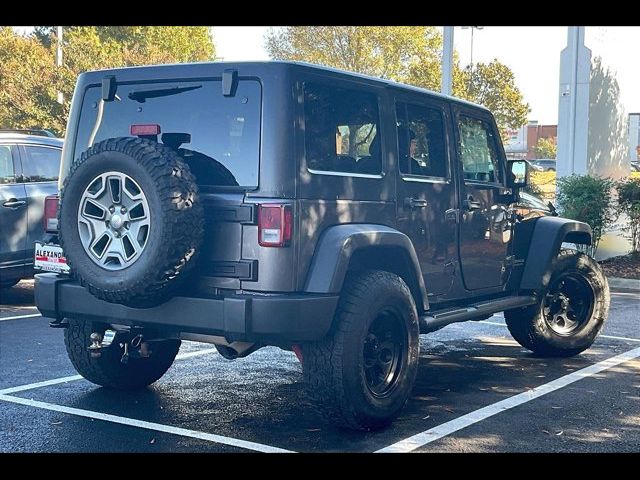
[303,270,420,431]
[505,250,609,357]
[64,318,180,389]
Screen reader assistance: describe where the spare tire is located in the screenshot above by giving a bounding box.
[59,137,204,307]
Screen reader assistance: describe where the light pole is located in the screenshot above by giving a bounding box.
[56,26,63,104]
[462,26,483,90]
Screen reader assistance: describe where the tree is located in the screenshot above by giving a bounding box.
[455,61,529,136]
[0,27,65,134]
[266,26,441,81]
[533,137,557,159]
[265,27,529,135]
[1,27,215,135]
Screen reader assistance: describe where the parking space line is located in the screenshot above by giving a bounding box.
[478,320,640,343]
[0,348,217,395]
[376,346,640,453]
[0,313,42,322]
[0,375,83,395]
[0,393,293,453]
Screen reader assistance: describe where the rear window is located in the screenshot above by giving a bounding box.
[74,79,261,188]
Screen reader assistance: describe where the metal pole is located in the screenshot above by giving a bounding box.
[56,26,63,104]
[470,27,474,69]
[441,27,454,96]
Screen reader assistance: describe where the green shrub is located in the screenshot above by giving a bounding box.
[556,174,617,257]
[615,177,640,253]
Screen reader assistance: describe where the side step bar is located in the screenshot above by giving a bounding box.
[420,295,537,333]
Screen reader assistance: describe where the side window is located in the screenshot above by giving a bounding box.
[0,145,15,184]
[457,115,502,183]
[304,82,381,175]
[397,102,447,178]
[22,146,61,182]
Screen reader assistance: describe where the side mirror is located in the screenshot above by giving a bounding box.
[507,160,528,189]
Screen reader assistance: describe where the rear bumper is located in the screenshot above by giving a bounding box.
[35,273,338,343]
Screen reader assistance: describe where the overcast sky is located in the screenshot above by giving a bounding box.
[14,26,640,126]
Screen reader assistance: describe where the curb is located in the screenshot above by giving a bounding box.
[607,276,640,292]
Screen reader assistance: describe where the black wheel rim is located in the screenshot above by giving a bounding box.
[543,271,595,336]
[363,309,407,398]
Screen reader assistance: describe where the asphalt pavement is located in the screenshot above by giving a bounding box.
[0,280,638,453]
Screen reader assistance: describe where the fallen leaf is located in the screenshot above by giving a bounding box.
[444,407,454,413]
[150,438,156,444]
[50,421,62,426]
[542,430,551,435]
[306,428,321,432]
[551,406,562,409]
[536,375,545,378]
[479,387,491,391]
[423,415,431,420]
[27,359,33,363]
[555,431,564,436]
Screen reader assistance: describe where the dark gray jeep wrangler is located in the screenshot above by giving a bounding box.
[35,61,609,430]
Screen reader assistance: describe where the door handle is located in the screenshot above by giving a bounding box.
[463,198,482,211]
[2,199,26,208]
[404,197,428,208]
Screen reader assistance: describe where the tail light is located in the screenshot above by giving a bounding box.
[44,195,59,232]
[258,204,292,247]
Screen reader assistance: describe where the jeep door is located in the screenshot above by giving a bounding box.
[453,107,514,290]
[394,94,457,297]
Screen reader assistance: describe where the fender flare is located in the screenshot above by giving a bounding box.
[519,216,592,290]
[304,224,429,311]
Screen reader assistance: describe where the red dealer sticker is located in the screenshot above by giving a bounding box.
[34,242,70,274]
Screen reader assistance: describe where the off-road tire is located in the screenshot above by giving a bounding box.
[59,137,203,308]
[505,250,609,357]
[303,270,420,431]
[64,318,180,389]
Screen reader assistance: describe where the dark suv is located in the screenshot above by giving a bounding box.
[35,62,609,430]
[0,131,62,289]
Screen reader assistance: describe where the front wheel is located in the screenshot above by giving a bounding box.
[64,318,180,389]
[303,270,420,431]
[505,250,609,357]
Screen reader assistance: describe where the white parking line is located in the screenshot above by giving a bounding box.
[0,348,217,395]
[0,313,42,322]
[376,346,640,453]
[0,393,293,453]
[478,320,640,343]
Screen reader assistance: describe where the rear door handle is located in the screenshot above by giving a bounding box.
[404,197,428,208]
[2,199,26,208]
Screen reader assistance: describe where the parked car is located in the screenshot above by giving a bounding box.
[529,158,556,172]
[35,61,608,430]
[631,162,640,173]
[0,132,62,288]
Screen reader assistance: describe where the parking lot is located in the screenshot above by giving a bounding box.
[1,280,638,453]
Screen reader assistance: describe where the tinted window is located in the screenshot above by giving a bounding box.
[74,80,261,188]
[304,82,381,175]
[0,145,15,184]
[23,145,61,182]
[397,103,447,178]
[458,116,502,183]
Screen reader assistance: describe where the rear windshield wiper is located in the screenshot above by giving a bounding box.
[128,85,202,103]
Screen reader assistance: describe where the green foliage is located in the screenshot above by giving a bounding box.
[533,137,557,159]
[455,61,530,138]
[556,174,617,257]
[615,178,640,253]
[0,27,66,134]
[1,27,215,136]
[264,27,529,135]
